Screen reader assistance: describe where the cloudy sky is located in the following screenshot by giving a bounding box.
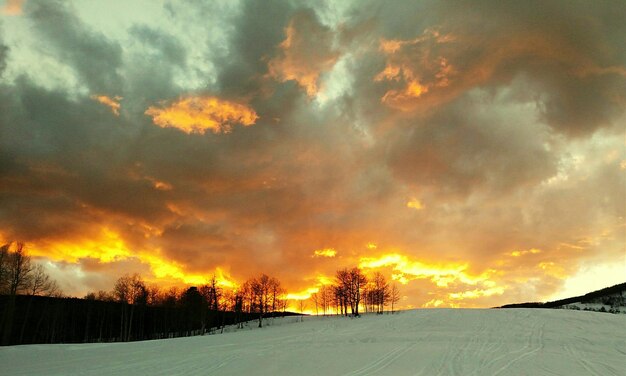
[1,0,624,308]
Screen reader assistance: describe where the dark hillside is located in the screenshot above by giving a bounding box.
[500,282,626,310]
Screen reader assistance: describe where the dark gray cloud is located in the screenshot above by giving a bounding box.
[25,0,123,93]
[345,0,626,136]
[385,93,558,198]
[214,0,297,97]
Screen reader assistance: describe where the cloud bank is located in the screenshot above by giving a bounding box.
[0,0,624,307]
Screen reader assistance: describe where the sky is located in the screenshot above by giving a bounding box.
[0,0,624,309]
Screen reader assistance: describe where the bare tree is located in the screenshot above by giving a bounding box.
[332,267,368,317]
[6,242,33,295]
[244,274,281,328]
[348,268,367,317]
[0,243,9,294]
[320,284,332,315]
[229,288,244,329]
[2,242,62,345]
[113,274,148,341]
[199,275,225,333]
[390,283,400,314]
[199,275,221,311]
[29,264,59,296]
[298,299,307,322]
[145,284,162,306]
[310,292,319,315]
[269,278,284,318]
[372,272,390,314]
[334,268,350,316]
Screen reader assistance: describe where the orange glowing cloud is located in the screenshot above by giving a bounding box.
[268,12,339,97]
[375,30,458,110]
[312,248,337,258]
[359,253,496,288]
[285,286,320,301]
[286,249,512,308]
[406,198,424,210]
[23,227,236,288]
[510,248,541,257]
[91,95,122,116]
[1,0,24,15]
[374,25,624,115]
[145,96,258,134]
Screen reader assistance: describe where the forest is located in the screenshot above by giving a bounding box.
[0,242,400,346]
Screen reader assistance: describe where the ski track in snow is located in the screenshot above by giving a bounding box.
[1,309,625,375]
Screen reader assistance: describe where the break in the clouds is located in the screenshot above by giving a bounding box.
[0,0,624,308]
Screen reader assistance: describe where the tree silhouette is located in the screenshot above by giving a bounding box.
[390,284,400,314]
[29,265,59,296]
[6,242,33,295]
[243,274,282,328]
[1,242,60,345]
[113,274,148,341]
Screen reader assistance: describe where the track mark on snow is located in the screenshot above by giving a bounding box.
[564,344,602,376]
[492,322,544,376]
[343,343,415,376]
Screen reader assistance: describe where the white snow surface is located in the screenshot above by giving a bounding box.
[2,309,625,375]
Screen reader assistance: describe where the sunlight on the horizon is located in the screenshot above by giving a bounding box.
[18,228,237,290]
[358,253,489,287]
[549,261,626,301]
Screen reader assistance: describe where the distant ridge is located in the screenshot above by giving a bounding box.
[499,282,626,310]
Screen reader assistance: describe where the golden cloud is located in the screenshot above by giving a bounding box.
[91,95,122,116]
[448,286,505,300]
[510,248,541,257]
[285,286,320,300]
[406,198,424,210]
[22,227,236,288]
[312,248,337,257]
[145,96,258,134]
[375,29,458,110]
[359,253,489,287]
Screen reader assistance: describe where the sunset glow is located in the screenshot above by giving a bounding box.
[1,1,624,310]
[313,248,337,258]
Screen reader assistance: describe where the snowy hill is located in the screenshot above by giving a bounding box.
[501,282,626,314]
[1,309,625,375]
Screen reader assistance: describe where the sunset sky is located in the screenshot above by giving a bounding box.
[0,0,624,309]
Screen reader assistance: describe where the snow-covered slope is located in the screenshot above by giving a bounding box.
[1,309,624,375]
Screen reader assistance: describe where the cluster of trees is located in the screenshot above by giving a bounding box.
[78,273,288,343]
[0,271,294,346]
[239,274,286,328]
[0,242,59,297]
[1,243,404,345]
[1,242,61,345]
[310,268,401,316]
[82,272,289,340]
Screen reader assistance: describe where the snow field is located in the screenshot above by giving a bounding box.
[1,308,625,375]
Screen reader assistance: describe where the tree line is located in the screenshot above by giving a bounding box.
[1,243,402,346]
